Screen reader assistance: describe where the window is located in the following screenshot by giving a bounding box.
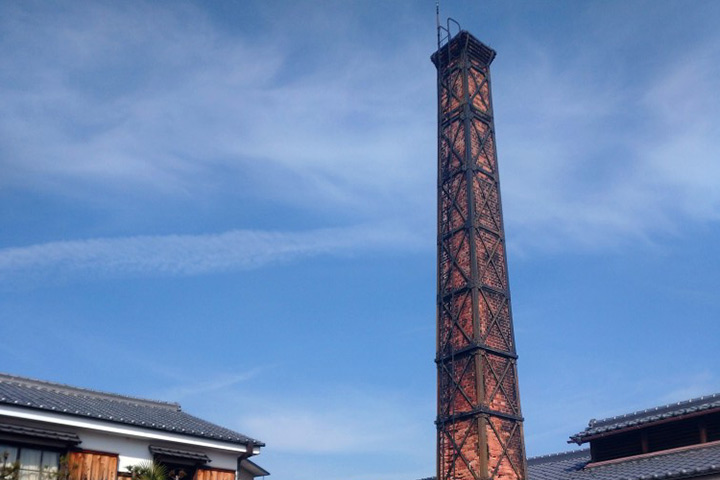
[162,462,194,480]
[0,444,59,480]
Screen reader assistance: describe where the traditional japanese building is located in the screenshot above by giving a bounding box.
[0,373,268,480]
[529,393,720,480]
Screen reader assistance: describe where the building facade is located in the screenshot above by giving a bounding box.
[529,392,720,480]
[0,373,268,480]
[420,393,720,480]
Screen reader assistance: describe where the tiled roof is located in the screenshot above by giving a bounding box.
[570,393,720,444]
[149,445,210,463]
[527,450,590,479]
[528,443,720,480]
[417,444,720,480]
[0,421,81,444]
[241,459,271,478]
[0,373,263,447]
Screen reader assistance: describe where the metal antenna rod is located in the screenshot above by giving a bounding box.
[436,0,441,49]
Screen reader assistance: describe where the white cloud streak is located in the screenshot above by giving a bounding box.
[0,223,423,287]
[0,1,435,217]
[2,1,720,260]
[496,32,720,253]
[178,382,435,480]
[237,387,433,456]
[155,370,269,402]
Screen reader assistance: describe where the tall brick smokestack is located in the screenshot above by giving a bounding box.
[431,30,527,480]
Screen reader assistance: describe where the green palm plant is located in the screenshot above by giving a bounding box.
[127,462,168,480]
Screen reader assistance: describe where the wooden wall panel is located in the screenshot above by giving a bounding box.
[68,451,118,480]
[195,468,234,480]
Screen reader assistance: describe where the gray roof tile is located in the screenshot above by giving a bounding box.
[570,393,720,444]
[0,373,263,447]
[149,445,211,463]
[528,444,720,480]
[418,444,720,480]
[0,422,81,444]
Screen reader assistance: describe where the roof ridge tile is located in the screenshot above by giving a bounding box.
[0,372,180,411]
[0,372,264,447]
[569,392,720,443]
[591,393,720,428]
[527,448,590,464]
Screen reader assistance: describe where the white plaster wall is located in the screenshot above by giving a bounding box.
[76,429,240,471]
[0,407,249,473]
[0,406,248,454]
[201,450,238,471]
[76,429,151,472]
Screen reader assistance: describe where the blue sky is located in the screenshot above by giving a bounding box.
[1,1,720,479]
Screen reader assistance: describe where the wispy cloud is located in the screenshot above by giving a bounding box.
[238,386,433,455]
[0,1,435,220]
[0,223,423,287]
[2,0,720,262]
[495,23,720,253]
[152,369,270,402]
[192,383,435,480]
